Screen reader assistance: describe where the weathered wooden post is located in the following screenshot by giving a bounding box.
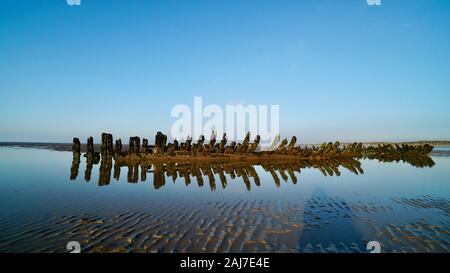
[208,131,216,153]
[70,138,81,180]
[274,138,288,154]
[154,132,167,155]
[84,137,94,181]
[154,133,161,154]
[72,137,81,154]
[107,133,113,154]
[87,137,94,154]
[134,136,140,154]
[196,135,205,154]
[100,133,113,154]
[235,132,250,154]
[129,137,135,154]
[186,135,192,154]
[115,139,122,154]
[163,134,167,148]
[219,133,227,153]
[285,136,297,155]
[101,133,107,154]
[142,138,148,153]
[198,135,205,146]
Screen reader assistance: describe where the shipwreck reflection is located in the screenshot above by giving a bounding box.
[69,154,435,191]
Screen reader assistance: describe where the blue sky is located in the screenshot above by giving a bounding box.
[0,0,449,143]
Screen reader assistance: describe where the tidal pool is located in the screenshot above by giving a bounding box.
[0,147,448,253]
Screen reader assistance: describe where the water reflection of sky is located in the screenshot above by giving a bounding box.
[0,147,448,253]
[1,147,449,203]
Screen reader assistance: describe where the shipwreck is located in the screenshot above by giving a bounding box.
[71,131,434,164]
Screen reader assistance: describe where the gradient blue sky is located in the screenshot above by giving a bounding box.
[1,0,449,143]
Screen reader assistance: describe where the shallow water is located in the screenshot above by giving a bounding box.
[0,147,448,253]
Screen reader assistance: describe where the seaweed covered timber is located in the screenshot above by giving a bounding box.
[71,131,434,165]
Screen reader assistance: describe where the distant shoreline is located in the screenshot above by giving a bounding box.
[1,141,449,156]
[346,141,450,146]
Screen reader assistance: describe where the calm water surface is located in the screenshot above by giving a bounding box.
[0,147,448,253]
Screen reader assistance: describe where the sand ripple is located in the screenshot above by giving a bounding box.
[0,195,448,253]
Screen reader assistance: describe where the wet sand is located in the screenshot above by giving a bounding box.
[0,146,448,253]
[0,195,447,253]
